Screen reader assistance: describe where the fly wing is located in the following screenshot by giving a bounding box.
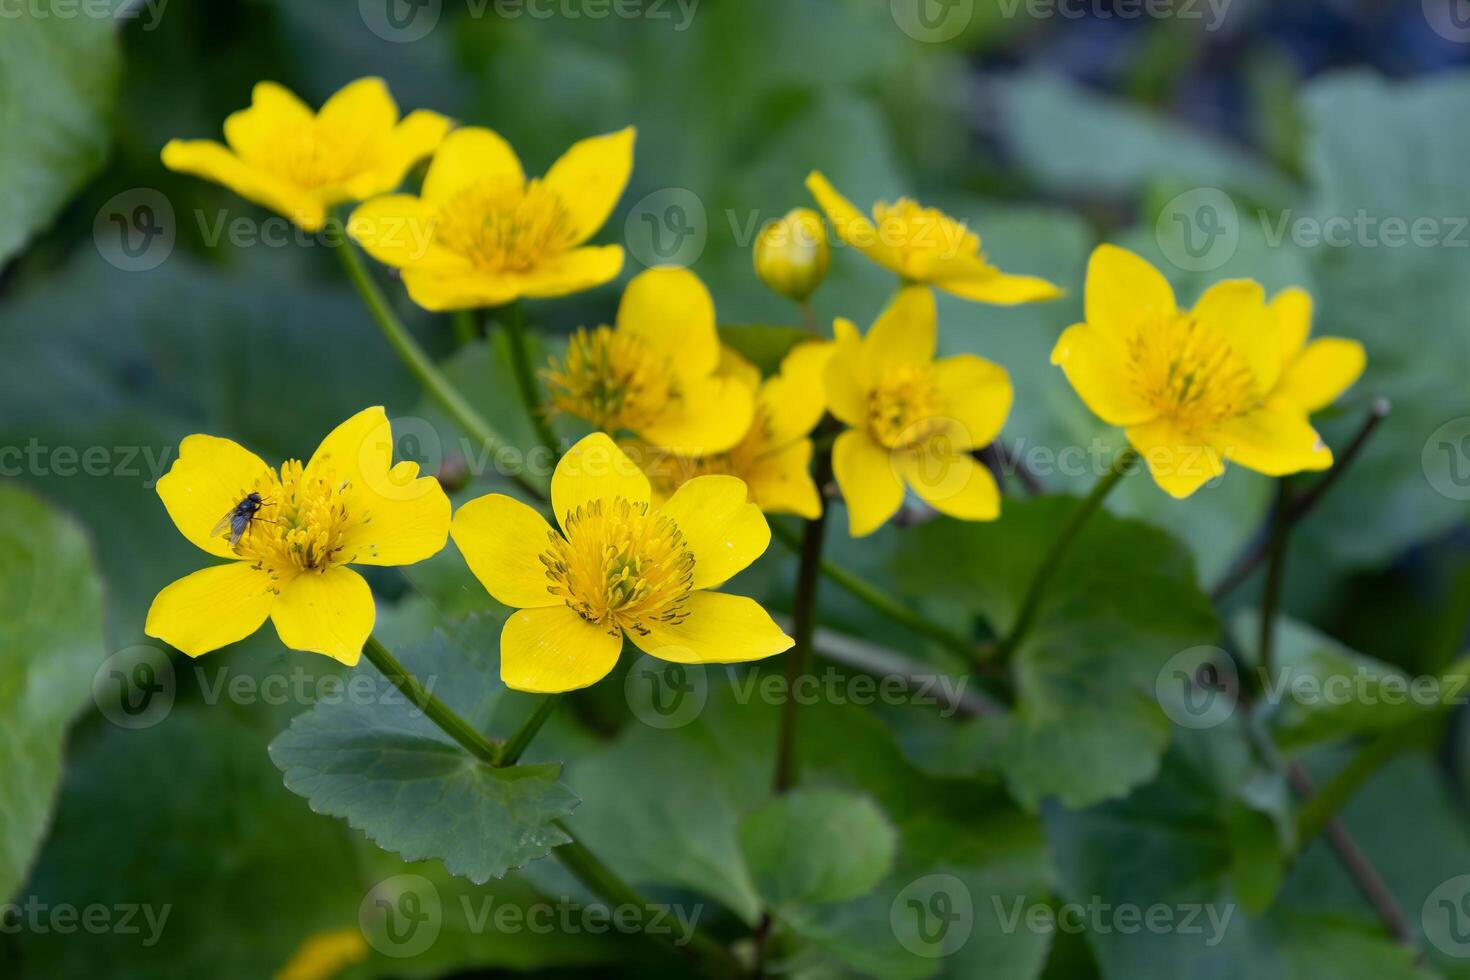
[210,510,236,540]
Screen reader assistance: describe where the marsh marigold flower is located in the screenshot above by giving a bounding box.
[451,433,793,693]
[544,266,754,455]
[806,171,1060,305]
[145,407,451,663]
[348,125,634,310]
[827,287,1013,537]
[162,77,450,233]
[632,340,834,519]
[754,208,830,302]
[1051,245,1365,498]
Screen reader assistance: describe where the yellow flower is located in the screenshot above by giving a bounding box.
[348,125,635,311]
[451,433,793,693]
[805,171,1061,304]
[543,266,755,455]
[275,928,367,980]
[162,77,450,233]
[827,287,1013,537]
[145,407,451,663]
[633,340,834,519]
[1050,245,1365,499]
[754,208,830,301]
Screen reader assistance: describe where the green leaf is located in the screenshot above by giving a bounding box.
[739,788,897,907]
[0,483,105,902]
[0,6,120,264]
[895,497,1219,808]
[269,617,580,884]
[995,70,1295,204]
[1046,725,1428,980]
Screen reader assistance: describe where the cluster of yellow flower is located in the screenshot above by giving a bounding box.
[148,78,1365,694]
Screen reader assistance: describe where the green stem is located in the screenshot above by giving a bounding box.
[496,694,563,767]
[552,822,740,976]
[1257,479,1291,680]
[774,459,830,793]
[501,300,561,464]
[769,520,976,663]
[327,215,547,500]
[451,309,479,345]
[993,448,1138,660]
[362,635,501,765]
[1294,723,1427,847]
[363,636,733,970]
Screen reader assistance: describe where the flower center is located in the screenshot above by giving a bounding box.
[872,198,982,279]
[252,121,377,190]
[867,364,948,450]
[434,177,580,273]
[1125,314,1260,432]
[233,460,360,579]
[540,498,695,635]
[544,326,677,434]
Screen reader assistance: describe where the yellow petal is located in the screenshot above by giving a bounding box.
[1270,286,1313,364]
[938,272,1063,305]
[552,433,651,529]
[1273,338,1366,415]
[824,322,870,428]
[318,76,398,135]
[348,194,468,272]
[745,440,822,519]
[513,244,625,299]
[615,266,719,380]
[630,591,793,664]
[401,267,525,311]
[1050,322,1157,427]
[1212,406,1332,476]
[1085,244,1176,341]
[343,109,452,201]
[934,353,1012,451]
[156,433,273,559]
[501,604,622,693]
[865,286,936,367]
[833,429,903,537]
[805,170,898,271]
[761,340,833,447]
[1125,418,1224,499]
[223,81,313,160]
[451,494,559,609]
[718,345,763,392]
[542,126,635,247]
[659,475,769,589]
[145,561,277,657]
[895,448,1000,522]
[422,127,523,204]
[160,139,326,231]
[1190,279,1277,392]
[270,566,374,665]
[303,407,451,567]
[640,375,755,456]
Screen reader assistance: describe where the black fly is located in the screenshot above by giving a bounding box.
[212,492,271,550]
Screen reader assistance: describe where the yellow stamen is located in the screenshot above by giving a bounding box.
[540,498,694,635]
[867,363,948,450]
[1125,314,1259,432]
[434,177,580,273]
[544,326,677,434]
[250,120,377,190]
[231,460,362,581]
[872,198,983,278]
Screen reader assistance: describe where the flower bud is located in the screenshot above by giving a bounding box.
[754,208,829,302]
